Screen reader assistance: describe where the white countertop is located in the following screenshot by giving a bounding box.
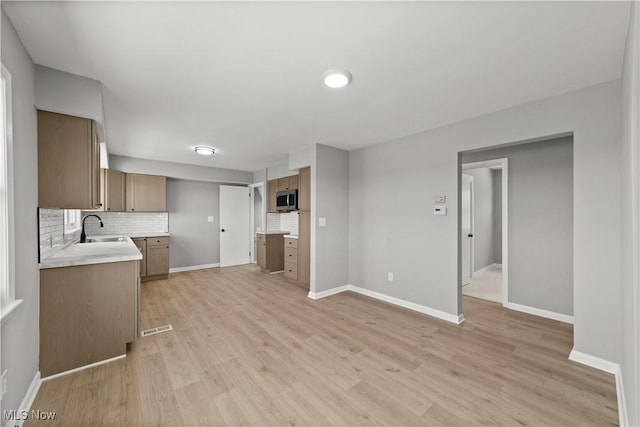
[256,231,291,235]
[39,235,143,269]
[284,235,299,239]
[128,232,170,238]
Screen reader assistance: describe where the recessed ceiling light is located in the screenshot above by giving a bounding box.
[323,69,352,88]
[194,145,215,156]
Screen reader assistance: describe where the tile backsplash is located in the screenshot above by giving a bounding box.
[39,208,80,261]
[81,211,169,236]
[266,212,299,235]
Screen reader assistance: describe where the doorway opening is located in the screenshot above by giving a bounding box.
[461,159,508,305]
[249,182,265,264]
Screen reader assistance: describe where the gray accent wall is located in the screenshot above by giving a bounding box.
[349,80,621,363]
[462,137,574,316]
[463,167,495,270]
[313,144,349,293]
[166,179,221,268]
[620,1,639,424]
[492,169,503,263]
[1,7,39,415]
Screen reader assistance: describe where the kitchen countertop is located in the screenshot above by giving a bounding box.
[128,232,170,238]
[284,235,298,239]
[256,231,291,235]
[39,235,143,269]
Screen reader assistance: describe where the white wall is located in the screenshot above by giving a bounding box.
[312,144,349,293]
[110,154,252,184]
[620,1,640,424]
[349,80,621,363]
[462,167,495,270]
[0,7,39,415]
[462,137,574,317]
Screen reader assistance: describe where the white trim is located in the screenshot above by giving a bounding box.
[4,371,41,427]
[307,284,464,325]
[41,354,125,382]
[473,263,502,275]
[249,182,264,264]
[568,348,618,374]
[307,285,350,300]
[0,298,23,325]
[615,364,629,427]
[506,302,573,324]
[169,263,219,273]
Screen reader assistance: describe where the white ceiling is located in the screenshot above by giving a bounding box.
[3,1,630,172]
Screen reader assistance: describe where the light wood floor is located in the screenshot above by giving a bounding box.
[28,264,618,426]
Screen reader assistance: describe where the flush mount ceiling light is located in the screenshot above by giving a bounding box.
[194,145,215,156]
[323,69,352,88]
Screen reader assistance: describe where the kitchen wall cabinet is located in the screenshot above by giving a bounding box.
[134,236,169,281]
[267,174,299,213]
[256,233,286,272]
[104,169,126,212]
[126,173,167,212]
[39,260,138,377]
[37,110,101,209]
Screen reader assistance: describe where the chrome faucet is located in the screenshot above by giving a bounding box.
[80,214,104,243]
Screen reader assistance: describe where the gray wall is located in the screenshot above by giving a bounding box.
[463,167,495,270]
[620,1,639,424]
[110,154,253,184]
[166,179,221,268]
[349,80,621,363]
[462,137,574,316]
[313,144,349,293]
[0,7,39,414]
[492,169,502,263]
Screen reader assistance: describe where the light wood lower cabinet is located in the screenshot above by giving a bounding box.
[134,236,169,281]
[284,237,298,281]
[256,233,286,272]
[298,211,310,285]
[39,260,138,377]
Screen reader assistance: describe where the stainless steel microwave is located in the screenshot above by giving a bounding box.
[276,190,297,211]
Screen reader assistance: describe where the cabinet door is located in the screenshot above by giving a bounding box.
[132,238,147,277]
[288,175,299,191]
[126,174,167,212]
[278,177,290,191]
[298,211,310,285]
[257,237,267,268]
[38,111,99,209]
[298,167,310,211]
[105,170,126,212]
[147,245,169,276]
[268,179,278,213]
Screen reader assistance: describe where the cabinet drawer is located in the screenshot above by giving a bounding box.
[147,236,169,247]
[284,237,298,248]
[284,247,298,264]
[284,262,298,280]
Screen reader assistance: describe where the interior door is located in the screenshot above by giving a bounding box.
[220,185,251,267]
[461,174,474,285]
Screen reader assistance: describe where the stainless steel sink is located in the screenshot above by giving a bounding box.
[80,236,128,243]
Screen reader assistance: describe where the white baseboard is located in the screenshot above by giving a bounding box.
[473,263,502,275]
[169,263,220,273]
[5,371,42,427]
[307,284,463,325]
[41,354,125,382]
[506,302,574,324]
[307,285,350,300]
[568,349,627,426]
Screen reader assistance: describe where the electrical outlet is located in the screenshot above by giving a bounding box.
[388,272,394,282]
[2,370,8,400]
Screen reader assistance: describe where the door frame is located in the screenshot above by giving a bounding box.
[249,182,265,264]
[461,158,509,306]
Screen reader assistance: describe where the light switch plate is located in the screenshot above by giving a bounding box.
[434,195,446,203]
[207,216,214,222]
[319,217,327,227]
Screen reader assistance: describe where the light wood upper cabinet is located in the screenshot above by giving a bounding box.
[125,173,167,212]
[298,167,310,212]
[288,175,299,191]
[104,169,126,212]
[37,110,102,209]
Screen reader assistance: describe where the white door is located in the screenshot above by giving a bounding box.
[461,174,474,285]
[220,185,251,267]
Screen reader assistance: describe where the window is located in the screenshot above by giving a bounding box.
[63,209,82,235]
[0,63,21,322]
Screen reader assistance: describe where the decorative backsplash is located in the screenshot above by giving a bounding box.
[38,208,81,261]
[81,211,169,236]
[266,212,299,235]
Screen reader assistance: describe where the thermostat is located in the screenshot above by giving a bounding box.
[434,206,447,215]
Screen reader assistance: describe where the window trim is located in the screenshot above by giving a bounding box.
[63,209,82,236]
[1,63,22,323]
